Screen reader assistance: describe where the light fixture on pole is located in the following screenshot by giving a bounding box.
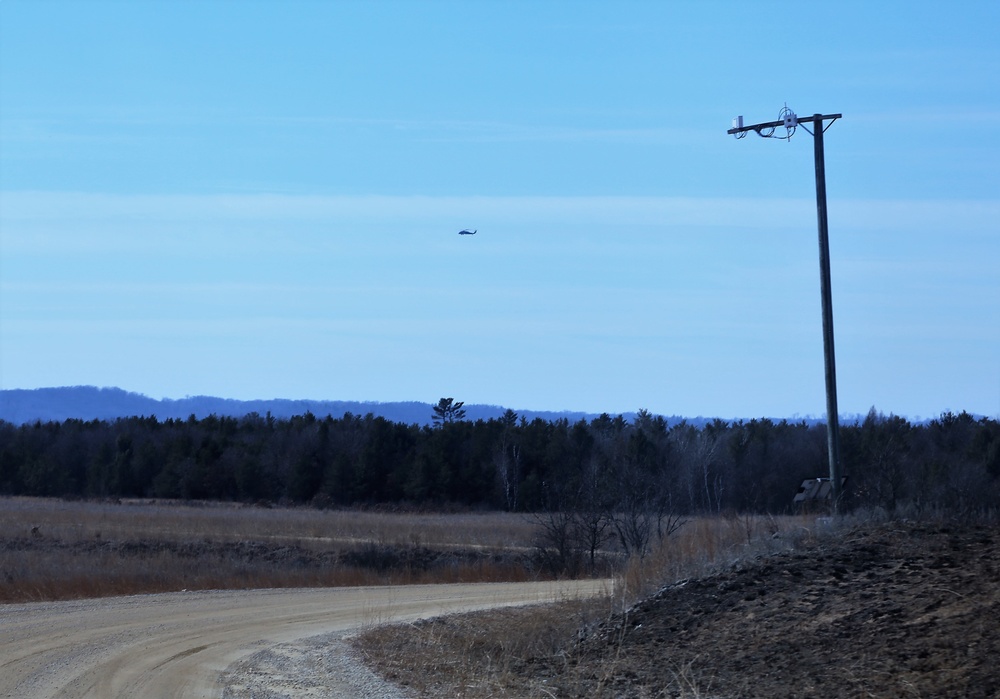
[728,106,845,513]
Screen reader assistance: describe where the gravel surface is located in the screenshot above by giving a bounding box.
[222,632,413,699]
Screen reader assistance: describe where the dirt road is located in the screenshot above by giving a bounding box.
[0,580,608,699]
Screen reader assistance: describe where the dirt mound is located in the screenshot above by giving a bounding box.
[558,521,1000,698]
[358,520,1000,698]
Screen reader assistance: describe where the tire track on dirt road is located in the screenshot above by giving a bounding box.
[1,580,609,699]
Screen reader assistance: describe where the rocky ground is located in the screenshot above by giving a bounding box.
[357,519,1000,698]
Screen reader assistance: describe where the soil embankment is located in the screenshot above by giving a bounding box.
[360,521,1000,698]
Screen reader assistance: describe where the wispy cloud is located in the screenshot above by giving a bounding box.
[0,110,701,150]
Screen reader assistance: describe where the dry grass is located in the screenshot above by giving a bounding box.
[356,595,615,698]
[618,512,813,602]
[1,497,816,607]
[0,496,535,549]
[0,496,549,603]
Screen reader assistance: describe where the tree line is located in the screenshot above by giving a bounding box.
[1,407,998,519]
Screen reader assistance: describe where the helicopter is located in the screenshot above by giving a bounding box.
[458,229,477,235]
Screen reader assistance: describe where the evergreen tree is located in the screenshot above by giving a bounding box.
[431,397,466,427]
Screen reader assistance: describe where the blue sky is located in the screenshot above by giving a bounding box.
[1,0,998,421]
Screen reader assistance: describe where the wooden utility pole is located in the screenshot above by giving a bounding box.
[728,108,844,512]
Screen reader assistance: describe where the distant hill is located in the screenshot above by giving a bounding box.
[0,386,828,428]
[0,386,643,427]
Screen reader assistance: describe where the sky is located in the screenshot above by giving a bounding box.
[1,0,998,421]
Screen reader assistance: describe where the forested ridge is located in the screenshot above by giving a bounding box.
[0,386,600,427]
[1,407,998,516]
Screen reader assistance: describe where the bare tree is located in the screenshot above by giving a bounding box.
[573,454,614,570]
[532,509,581,575]
[608,455,657,559]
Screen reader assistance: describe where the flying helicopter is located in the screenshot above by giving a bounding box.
[458,229,477,235]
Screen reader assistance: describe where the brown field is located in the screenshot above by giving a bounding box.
[0,496,813,606]
[0,497,551,602]
[0,496,537,548]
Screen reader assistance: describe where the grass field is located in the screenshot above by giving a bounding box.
[0,496,536,548]
[1,496,813,604]
[0,497,549,602]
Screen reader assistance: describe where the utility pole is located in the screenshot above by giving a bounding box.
[728,107,844,513]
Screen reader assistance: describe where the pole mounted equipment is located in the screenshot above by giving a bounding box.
[728,106,845,513]
[731,103,813,141]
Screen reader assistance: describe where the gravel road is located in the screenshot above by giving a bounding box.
[0,580,608,699]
